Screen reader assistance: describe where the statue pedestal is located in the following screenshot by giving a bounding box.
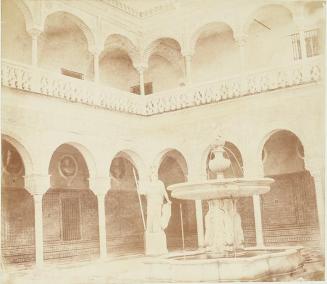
[145,230,168,256]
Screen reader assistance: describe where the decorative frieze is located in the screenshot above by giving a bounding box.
[1,58,322,116]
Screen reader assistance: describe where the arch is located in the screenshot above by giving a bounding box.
[258,128,306,169]
[260,129,306,176]
[243,3,295,34]
[110,150,146,180]
[42,11,96,51]
[200,139,245,178]
[190,21,235,52]
[153,148,189,179]
[304,1,324,15]
[101,34,139,66]
[47,142,97,179]
[12,0,34,30]
[144,37,182,66]
[143,33,183,54]
[2,134,34,176]
[259,128,320,246]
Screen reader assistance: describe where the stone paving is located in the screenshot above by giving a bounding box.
[1,249,325,284]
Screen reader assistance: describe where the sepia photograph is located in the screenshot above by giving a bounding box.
[0,0,325,283]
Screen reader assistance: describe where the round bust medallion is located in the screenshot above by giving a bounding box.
[59,155,78,178]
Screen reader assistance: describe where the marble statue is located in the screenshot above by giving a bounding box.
[204,198,245,256]
[145,168,172,256]
[224,199,245,250]
[204,200,228,255]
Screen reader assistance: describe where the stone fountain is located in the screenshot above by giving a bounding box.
[144,135,305,282]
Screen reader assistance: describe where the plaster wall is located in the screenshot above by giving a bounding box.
[145,55,184,92]
[100,53,139,91]
[192,31,239,83]
[1,0,32,64]
[2,81,324,180]
[38,14,94,80]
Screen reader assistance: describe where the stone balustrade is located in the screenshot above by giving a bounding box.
[1,58,322,116]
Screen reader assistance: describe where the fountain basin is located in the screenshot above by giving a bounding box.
[167,178,274,200]
[144,246,304,282]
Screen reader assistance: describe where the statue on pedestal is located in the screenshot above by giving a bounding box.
[145,168,172,256]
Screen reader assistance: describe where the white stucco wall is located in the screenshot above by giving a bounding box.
[38,13,94,80]
[192,30,239,83]
[2,80,324,183]
[2,0,32,64]
[145,55,184,92]
[100,53,139,91]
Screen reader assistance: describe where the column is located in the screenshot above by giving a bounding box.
[243,161,265,247]
[93,51,100,83]
[28,29,42,67]
[33,194,44,267]
[89,177,110,259]
[187,164,206,248]
[311,172,324,249]
[252,195,264,247]
[195,200,204,247]
[25,174,50,268]
[305,159,324,249]
[96,193,107,258]
[184,54,192,85]
[136,65,146,95]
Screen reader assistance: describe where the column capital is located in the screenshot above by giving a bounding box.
[233,32,249,47]
[134,64,148,73]
[89,176,111,196]
[27,27,43,38]
[181,49,194,58]
[89,45,102,56]
[25,174,50,196]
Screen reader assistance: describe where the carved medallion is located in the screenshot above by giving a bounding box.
[59,155,78,179]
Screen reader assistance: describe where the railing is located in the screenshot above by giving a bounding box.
[143,58,322,115]
[1,58,322,116]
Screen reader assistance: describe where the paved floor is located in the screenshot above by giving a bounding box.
[1,249,325,284]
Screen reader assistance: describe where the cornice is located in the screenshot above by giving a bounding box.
[100,0,177,19]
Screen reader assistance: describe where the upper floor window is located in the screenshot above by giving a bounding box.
[305,29,320,58]
[130,82,153,95]
[290,33,302,61]
[290,29,320,61]
[61,68,84,80]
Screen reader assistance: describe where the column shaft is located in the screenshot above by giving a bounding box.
[252,194,264,247]
[139,70,145,95]
[94,52,99,83]
[33,194,44,267]
[31,35,38,66]
[195,200,204,247]
[184,55,192,85]
[97,194,107,258]
[311,172,324,248]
